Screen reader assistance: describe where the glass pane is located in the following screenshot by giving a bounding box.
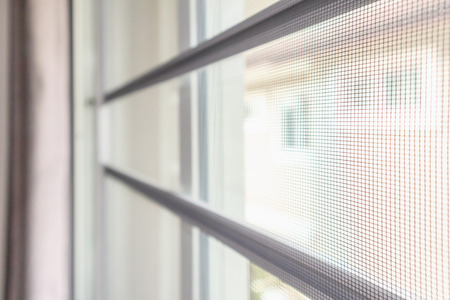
[202,229,314,300]
[104,175,311,299]
[101,79,180,191]
[104,176,182,300]
[102,0,281,90]
[103,0,179,90]
[250,265,310,300]
[200,0,280,42]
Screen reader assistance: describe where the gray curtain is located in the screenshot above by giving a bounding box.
[5,0,71,299]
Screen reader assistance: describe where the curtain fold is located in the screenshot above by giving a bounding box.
[5,0,71,299]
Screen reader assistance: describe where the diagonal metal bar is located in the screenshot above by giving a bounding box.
[104,165,403,300]
[104,0,377,102]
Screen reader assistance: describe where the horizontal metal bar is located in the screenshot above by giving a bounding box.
[104,165,403,300]
[104,0,377,102]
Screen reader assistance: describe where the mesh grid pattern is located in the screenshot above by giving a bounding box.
[102,0,281,90]
[203,0,449,298]
[101,0,450,298]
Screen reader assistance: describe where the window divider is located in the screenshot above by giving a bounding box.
[104,164,403,300]
[103,0,377,103]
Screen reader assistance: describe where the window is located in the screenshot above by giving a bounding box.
[281,97,310,150]
[73,0,450,299]
[384,67,418,106]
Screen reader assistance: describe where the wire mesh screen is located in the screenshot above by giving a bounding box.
[99,0,450,298]
[200,0,449,298]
